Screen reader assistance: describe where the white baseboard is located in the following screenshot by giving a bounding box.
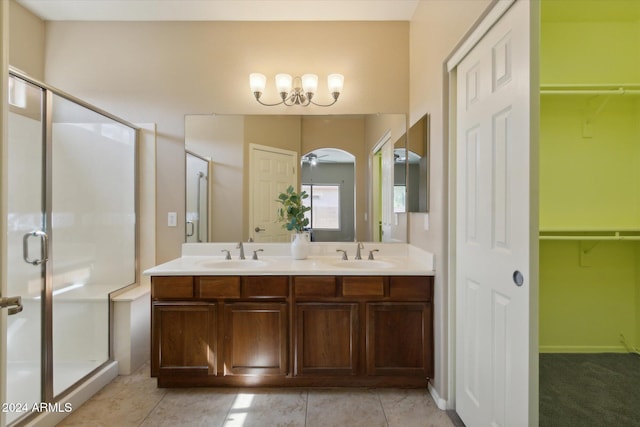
[428,382,447,410]
[539,345,628,353]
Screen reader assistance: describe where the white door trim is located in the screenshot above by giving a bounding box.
[446,0,515,72]
[0,0,9,425]
[446,0,539,423]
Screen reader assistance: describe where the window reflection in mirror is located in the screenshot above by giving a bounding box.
[394,135,408,214]
[301,148,355,242]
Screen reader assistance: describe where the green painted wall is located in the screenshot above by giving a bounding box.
[539,97,640,229]
[539,1,640,352]
[540,241,637,352]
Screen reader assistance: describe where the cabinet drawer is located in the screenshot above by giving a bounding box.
[389,276,433,300]
[243,276,289,298]
[294,276,337,297]
[199,276,241,298]
[342,276,385,297]
[152,276,194,299]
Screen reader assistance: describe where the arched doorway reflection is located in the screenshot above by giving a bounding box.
[301,148,356,242]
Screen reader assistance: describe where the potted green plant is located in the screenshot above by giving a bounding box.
[276,185,311,259]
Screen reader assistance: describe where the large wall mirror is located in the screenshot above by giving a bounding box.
[184,114,407,243]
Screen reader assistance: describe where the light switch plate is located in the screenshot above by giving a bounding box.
[167,212,177,227]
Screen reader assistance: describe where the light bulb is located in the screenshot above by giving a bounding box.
[328,74,344,94]
[275,74,292,94]
[249,73,266,93]
[301,74,318,94]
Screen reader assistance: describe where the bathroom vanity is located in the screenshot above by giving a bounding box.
[145,243,435,388]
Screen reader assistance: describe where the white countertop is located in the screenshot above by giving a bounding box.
[144,242,435,276]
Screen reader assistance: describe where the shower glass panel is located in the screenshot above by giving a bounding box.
[50,94,136,396]
[6,76,45,426]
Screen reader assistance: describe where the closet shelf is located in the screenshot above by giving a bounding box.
[540,83,640,95]
[539,230,640,241]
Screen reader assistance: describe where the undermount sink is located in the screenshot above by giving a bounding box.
[328,259,395,269]
[198,259,269,269]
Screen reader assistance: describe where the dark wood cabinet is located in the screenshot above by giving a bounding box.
[366,302,433,377]
[151,303,216,377]
[295,303,358,376]
[151,274,433,388]
[223,302,288,376]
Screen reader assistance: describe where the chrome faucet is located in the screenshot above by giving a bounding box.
[252,249,264,260]
[354,242,364,260]
[221,249,231,260]
[368,249,379,260]
[237,242,245,260]
[336,249,348,260]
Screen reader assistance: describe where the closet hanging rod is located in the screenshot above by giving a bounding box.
[541,83,640,89]
[539,233,640,241]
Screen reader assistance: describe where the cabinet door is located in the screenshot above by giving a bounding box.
[152,303,216,376]
[295,303,359,376]
[223,303,288,376]
[366,302,433,377]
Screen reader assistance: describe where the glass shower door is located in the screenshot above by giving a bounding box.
[49,93,136,396]
[6,76,46,425]
[4,70,137,425]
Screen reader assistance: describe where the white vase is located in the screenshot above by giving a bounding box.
[291,232,310,260]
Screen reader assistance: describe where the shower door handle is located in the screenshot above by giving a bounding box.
[23,230,49,265]
[0,295,23,315]
[186,221,195,237]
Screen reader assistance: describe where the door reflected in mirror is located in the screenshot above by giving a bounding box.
[372,129,407,242]
[301,148,355,242]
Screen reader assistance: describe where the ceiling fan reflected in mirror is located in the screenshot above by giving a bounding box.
[301,148,356,166]
[302,152,329,166]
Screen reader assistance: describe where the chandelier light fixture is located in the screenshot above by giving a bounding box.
[249,73,344,107]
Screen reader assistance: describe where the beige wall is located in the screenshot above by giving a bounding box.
[408,0,492,404]
[185,114,245,242]
[41,20,409,262]
[8,0,44,80]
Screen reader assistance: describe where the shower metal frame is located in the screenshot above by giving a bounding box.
[185,150,210,243]
[8,67,139,424]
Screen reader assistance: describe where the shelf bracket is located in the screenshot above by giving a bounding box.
[582,93,615,138]
[579,241,597,267]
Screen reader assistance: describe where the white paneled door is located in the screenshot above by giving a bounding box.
[454,1,536,426]
[249,144,298,243]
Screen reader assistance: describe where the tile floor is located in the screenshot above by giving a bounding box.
[56,363,454,427]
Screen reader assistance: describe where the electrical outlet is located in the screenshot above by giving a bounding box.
[167,212,177,227]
